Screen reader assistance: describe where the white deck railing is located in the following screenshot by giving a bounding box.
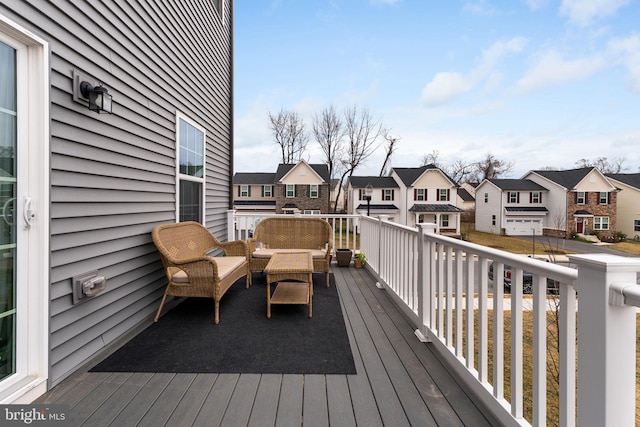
[228,211,640,427]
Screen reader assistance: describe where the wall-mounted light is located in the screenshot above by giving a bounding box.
[80,81,113,114]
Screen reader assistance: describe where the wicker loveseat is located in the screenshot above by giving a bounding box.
[248,217,333,287]
[151,221,250,324]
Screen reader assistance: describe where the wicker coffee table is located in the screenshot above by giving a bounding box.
[264,251,313,318]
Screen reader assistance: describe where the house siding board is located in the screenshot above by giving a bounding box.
[0,1,233,386]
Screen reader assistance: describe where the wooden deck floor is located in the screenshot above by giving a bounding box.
[35,266,499,426]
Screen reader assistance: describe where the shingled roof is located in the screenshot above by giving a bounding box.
[606,173,640,190]
[274,163,330,182]
[348,176,400,188]
[530,167,594,189]
[393,164,459,187]
[486,179,548,191]
[233,172,276,185]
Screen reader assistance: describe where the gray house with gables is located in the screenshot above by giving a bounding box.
[0,0,233,402]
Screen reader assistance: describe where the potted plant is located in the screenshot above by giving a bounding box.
[354,252,366,268]
[335,248,353,267]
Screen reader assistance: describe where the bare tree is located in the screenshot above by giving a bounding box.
[268,108,309,164]
[420,150,441,168]
[575,156,628,174]
[379,128,399,176]
[470,152,514,181]
[312,105,345,211]
[333,105,383,212]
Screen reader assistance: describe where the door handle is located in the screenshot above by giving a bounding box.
[23,196,35,229]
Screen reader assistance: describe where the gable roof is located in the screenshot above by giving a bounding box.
[487,179,548,191]
[392,164,458,187]
[274,162,330,182]
[348,176,400,188]
[605,173,640,190]
[457,187,475,202]
[233,172,276,185]
[529,167,594,189]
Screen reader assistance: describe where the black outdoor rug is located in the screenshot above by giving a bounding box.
[91,273,356,375]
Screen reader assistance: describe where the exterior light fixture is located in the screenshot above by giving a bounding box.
[364,183,373,216]
[80,81,113,113]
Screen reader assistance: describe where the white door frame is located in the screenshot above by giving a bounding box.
[0,14,50,404]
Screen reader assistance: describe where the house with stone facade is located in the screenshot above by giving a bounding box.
[233,161,331,214]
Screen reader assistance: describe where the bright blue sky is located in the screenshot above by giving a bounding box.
[233,0,640,179]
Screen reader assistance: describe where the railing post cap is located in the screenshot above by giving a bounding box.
[569,253,640,272]
[417,222,437,233]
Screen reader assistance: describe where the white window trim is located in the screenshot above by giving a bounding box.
[439,189,448,201]
[0,14,50,403]
[416,188,425,201]
[310,184,319,199]
[577,191,586,204]
[176,112,206,223]
[594,216,609,230]
[263,185,272,198]
[286,184,295,198]
[240,185,249,197]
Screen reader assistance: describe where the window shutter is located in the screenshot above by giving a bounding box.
[248,186,251,197]
[237,186,241,197]
[391,190,395,201]
[575,192,578,203]
[516,192,520,203]
[447,189,450,201]
[425,189,428,200]
[414,189,417,200]
[529,193,532,203]
[540,193,542,203]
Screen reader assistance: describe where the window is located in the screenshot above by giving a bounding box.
[239,185,249,197]
[576,192,585,204]
[438,189,449,201]
[440,215,449,227]
[303,210,320,215]
[484,193,489,203]
[508,192,519,203]
[359,189,366,200]
[262,185,272,197]
[599,192,609,204]
[177,115,205,222]
[383,189,394,201]
[492,215,496,226]
[594,216,609,230]
[286,184,295,198]
[415,188,426,201]
[635,220,640,232]
[530,192,541,203]
[309,184,319,198]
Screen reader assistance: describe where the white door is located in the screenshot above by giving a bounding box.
[0,16,49,403]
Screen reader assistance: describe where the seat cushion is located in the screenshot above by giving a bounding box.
[169,256,246,283]
[252,248,327,259]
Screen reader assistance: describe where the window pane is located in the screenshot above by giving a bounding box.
[180,180,202,222]
[179,119,204,178]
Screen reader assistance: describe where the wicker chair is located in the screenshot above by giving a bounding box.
[151,221,249,324]
[248,217,333,287]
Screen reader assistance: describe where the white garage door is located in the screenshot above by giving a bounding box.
[506,219,542,236]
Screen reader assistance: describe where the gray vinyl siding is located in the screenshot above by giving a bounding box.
[1,1,233,386]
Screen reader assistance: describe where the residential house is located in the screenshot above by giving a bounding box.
[457,187,476,213]
[346,176,401,222]
[391,165,463,235]
[233,172,277,213]
[524,167,618,237]
[330,178,345,213]
[475,179,549,236]
[233,161,331,214]
[0,1,233,403]
[605,173,640,239]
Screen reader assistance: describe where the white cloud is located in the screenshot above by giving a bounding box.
[525,0,549,10]
[421,72,473,106]
[421,37,527,106]
[560,0,630,26]
[515,50,606,92]
[608,34,640,94]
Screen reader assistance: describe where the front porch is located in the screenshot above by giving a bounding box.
[35,266,498,426]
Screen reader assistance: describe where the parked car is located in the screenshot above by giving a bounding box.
[488,259,559,294]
